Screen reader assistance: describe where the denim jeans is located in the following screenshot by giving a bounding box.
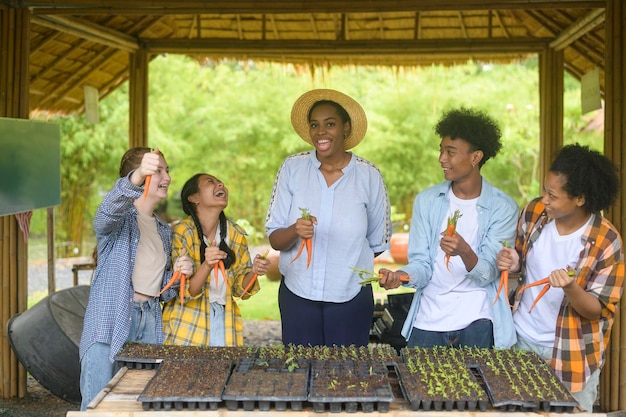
[210,302,226,346]
[79,342,114,411]
[408,318,494,348]
[128,298,160,343]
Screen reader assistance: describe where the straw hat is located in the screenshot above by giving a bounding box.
[290,89,368,150]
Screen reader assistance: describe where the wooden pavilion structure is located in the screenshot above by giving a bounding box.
[1,0,625,411]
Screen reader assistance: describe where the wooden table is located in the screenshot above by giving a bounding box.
[66,367,601,417]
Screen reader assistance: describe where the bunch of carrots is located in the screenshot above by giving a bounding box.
[241,249,269,297]
[159,269,187,306]
[444,209,462,271]
[518,266,575,313]
[289,207,313,268]
[493,241,512,307]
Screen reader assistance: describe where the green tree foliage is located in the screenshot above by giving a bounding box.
[29,55,602,254]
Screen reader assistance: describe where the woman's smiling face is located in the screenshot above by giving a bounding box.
[195,174,228,208]
[308,103,350,156]
[541,171,582,220]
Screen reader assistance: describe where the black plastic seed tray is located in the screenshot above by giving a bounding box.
[395,363,488,412]
[222,358,310,411]
[137,359,233,411]
[308,360,394,413]
[115,343,258,369]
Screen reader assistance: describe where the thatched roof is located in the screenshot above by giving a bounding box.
[17,0,606,114]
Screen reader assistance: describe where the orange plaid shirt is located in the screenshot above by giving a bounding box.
[513,198,624,392]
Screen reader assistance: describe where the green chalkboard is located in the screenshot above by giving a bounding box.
[0,117,61,216]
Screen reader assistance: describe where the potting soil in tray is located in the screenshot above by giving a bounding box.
[222,358,310,411]
[137,359,233,411]
[308,360,394,413]
[115,343,258,369]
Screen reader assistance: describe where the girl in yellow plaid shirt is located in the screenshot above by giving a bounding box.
[162,173,270,346]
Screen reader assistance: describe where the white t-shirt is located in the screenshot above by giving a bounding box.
[204,231,227,305]
[413,190,492,331]
[514,215,591,347]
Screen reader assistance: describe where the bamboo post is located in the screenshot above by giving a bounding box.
[602,0,626,412]
[0,3,31,399]
[538,46,564,194]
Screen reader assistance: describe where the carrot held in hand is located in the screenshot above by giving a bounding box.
[289,208,313,268]
[241,249,269,297]
[525,267,575,313]
[178,273,187,306]
[493,241,511,306]
[444,209,462,271]
[142,175,151,201]
[159,269,181,295]
[351,266,409,286]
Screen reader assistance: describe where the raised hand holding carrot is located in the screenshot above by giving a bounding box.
[141,148,160,202]
[289,207,314,268]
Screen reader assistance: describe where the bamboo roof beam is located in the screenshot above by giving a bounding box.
[549,8,605,50]
[270,15,278,39]
[458,11,468,38]
[414,12,421,40]
[31,15,138,51]
[144,38,548,55]
[309,15,319,39]
[27,0,605,15]
[236,14,243,40]
[494,10,511,38]
[31,15,119,84]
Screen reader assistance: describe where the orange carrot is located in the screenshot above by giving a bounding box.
[305,237,312,268]
[528,283,550,313]
[525,268,575,313]
[142,175,151,201]
[289,208,313,269]
[289,240,306,265]
[214,260,227,286]
[241,249,269,297]
[178,273,187,306]
[444,209,462,271]
[519,277,549,294]
[159,269,181,295]
[493,242,511,306]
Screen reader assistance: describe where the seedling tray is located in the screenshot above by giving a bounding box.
[308,360,394,413]
[222,358,310,411]
[137,359,233,411]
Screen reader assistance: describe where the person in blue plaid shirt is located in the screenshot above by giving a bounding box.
[78,147,192,411]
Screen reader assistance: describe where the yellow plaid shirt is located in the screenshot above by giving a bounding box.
[162,217,259,346]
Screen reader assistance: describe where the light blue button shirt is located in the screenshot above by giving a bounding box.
[399,178,519,348]
[265,150,392,303]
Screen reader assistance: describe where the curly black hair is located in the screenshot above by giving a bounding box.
[550,143,620,213]
[435,107,502,167]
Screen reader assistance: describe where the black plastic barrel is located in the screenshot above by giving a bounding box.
[7,285,90,404]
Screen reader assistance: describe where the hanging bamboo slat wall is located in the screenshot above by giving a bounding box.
[0,4,31,400]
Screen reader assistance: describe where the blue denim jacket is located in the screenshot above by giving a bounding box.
[400,178,519,348]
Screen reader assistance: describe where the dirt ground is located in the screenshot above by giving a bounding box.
[0,320,281,417]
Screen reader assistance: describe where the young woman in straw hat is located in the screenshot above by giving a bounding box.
[265,89,392,347]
